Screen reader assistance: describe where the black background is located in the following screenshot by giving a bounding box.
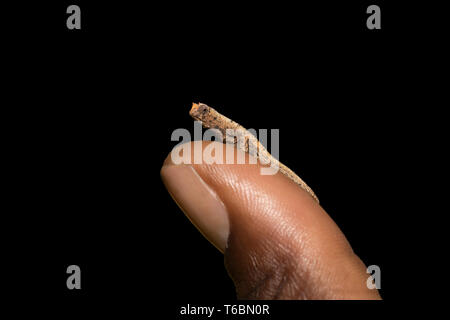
[3,0,442,317]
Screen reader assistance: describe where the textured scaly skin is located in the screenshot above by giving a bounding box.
[189,103,319,203]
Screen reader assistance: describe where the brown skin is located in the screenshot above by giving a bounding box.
[161,141,381,299]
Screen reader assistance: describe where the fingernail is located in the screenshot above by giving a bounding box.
[161,163,230,253]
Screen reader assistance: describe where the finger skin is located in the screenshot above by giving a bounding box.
[162,142,381,299]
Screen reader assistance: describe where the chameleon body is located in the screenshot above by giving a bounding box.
[189,103,319,203]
